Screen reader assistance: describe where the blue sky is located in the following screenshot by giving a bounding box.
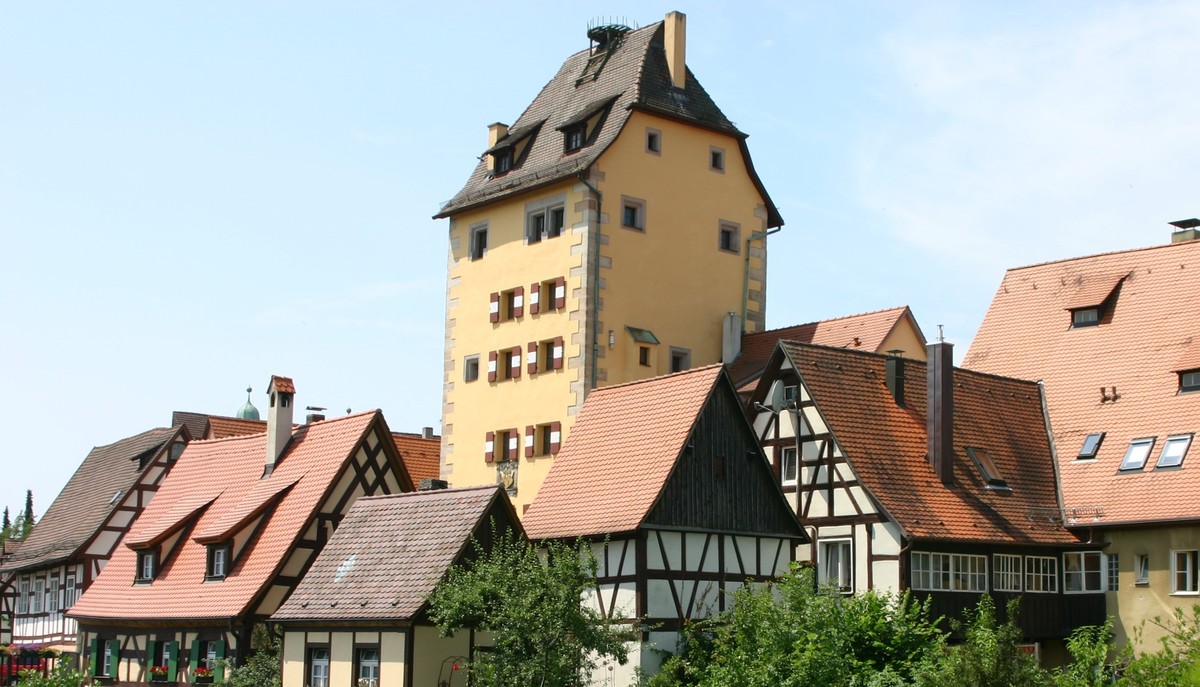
[2,1,1198,518]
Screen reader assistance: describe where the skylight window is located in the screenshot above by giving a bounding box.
[1156,435,1193,469]
[967,447,1009,490]
[1077,433,1105,460]
[1119,437,1156,471]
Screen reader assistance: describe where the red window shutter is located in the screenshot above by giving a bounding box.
[484,431,495,463]
[552,336,565,370]
[507,428,519,460]
[489,292,500,323]
[550,421,562,454]
[554,277,566,309]
[527,341,538,375]
[525,425,535,458]
[513,286,524,318]
[510,346,522,378]
[488,351,498,383]
[529,282,541,315]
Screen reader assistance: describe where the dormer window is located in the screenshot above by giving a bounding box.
[494,149,513,174]
[1071,308,1100,327]
[1065,272,1127,328]
[564,126,585,153]
[136,550,158,583]
[1181,370,1200,393]
[206,544,231,580]
[966,447,1009,490]
[1077,432,1105,460]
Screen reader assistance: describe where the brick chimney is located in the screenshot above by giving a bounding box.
[664,11,687,89]
[265,375,295,477]
[926,343,954,486]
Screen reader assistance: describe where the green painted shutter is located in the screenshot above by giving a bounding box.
[166,641,179,681]
[89,637,100,677]
[146,640,158,677]
[107,640,121,677]
[213,640,226,682]
[189,639,201,680]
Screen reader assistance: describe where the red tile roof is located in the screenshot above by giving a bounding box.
[69,411,387,621]
[270,375,296,394]
[964,240,1200,526]
[272,486,516,622]
[392,433,440,483]
[207,416,267,439]
[523,365,725,540]
[729,307,922,389]
[777,342,1078,545]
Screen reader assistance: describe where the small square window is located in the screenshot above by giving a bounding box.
[564,126,585,152]
[1156,434,1193,469]
[781,447,798,486]
[621,197,646,231]
[493,150,513,174]
[670,348,691,373]
[1072,308,1100,327]
[1119,437,1156,471]
[464,355,480,383]
[646,128,661,154]
[709,146,725,172]
[1135,554,1150,584]
[783,385,798,405]
[1182,370,1200,393]
[1077,432,1105,460]
[718,221,740,254]
[966,447,1008,489]
[469,224,488,261]
[1064,551,1103,593]
[639,346,651,367]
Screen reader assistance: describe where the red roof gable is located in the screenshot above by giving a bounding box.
[965,240,1200,526]
[392,432,440,483]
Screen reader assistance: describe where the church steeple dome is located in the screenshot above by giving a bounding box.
[236,386,261,421]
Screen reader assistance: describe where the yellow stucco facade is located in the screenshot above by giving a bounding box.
[1104,524,1200,650]
[441,110,774,512]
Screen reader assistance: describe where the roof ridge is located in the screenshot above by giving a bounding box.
[360,485,497,503]
[1005,239,1199,273]
[191,409,380,444]
[88,426,174,452]
[591,362,724,394]
[783,340,1041,390]
[755,306,909,335]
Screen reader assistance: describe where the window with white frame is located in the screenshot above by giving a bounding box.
[1107,553,1119,592]
[1135,554,1150,585]
[994,554,1023,592]
[31,579,43,613]
[1025,555,1058,593]
[781,447,798,486]
[1156,434,1193,469]
[47,577,59,614]
[1077,433,1104,460]
[307,647,330,687]
[1064,551,1103,593]
[911,552,987,592]
[819,539,853,593]
[356,647,380,687]
[64,574,77,608]
[1173,550,1199,594]
[102,641,114,677]
[1119,437,1156,471]
[17,579,29,614]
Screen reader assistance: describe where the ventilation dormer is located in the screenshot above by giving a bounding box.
[1064,272,1128,328]
[484,121,543,177]
[556,96,616,154]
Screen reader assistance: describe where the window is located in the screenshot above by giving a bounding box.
[1064,551,1103,593]
[501,348,519,381]
[1107,553,1120,592]
[527,204,565,243]
[1078,433,1105,460]
[1119,437,1156,471]
[718,221,740,254]
[496,429,518,462]
[781,447,798,486]
[966,447,1008,489]
[17,579,28,614]
[493,149,513,174]
[910,552,987,592]
[501,288,522,320]
[31,579,43,613]
[820,539,853,593]
[356,648,380,687]
[137,551,157,583]
[307,647,330,687]
[1156,434,1193,469]
[1072,308,1100,327]
[469,223,488,261]
[646,128,661,154]
[102,641,115,677]
[620,196,646,231]
[1025,555,1058,593]
[1173,550,1199,594]
[64,574,76,609]
[1136,554,1150,584]
[537,339,555,374]
[670,348,691,373]
[564,125,585,152]
[207,544,230,580]
[47,577,59,613]
[994,554,1023,592]
[464,355,480,383]
[639,346,651,367]
[204,641,219,670]
[709,146,725,172]
[1182,370,1200,393]
[783,385,798,405]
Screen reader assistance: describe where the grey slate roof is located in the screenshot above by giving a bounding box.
[171,411,210,441]
[435,20,782,227]
[272,485,519,623]
[1,427,180,574]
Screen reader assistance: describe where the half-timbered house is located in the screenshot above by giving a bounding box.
[272,485,520,687]
[68,376,414,684]
[523,364,807,684]
[749,341,1105,663]
[0,426,190,655]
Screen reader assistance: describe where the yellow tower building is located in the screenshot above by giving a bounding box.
[434,12,783,512]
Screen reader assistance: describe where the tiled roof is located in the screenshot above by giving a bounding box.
[273,486,514,622]
[1,427,179,574]
[392,432,440,483]
[729,306,922,389]
[964,239,1200,526]
[68,411,385,621]
[779,342,1078,545]
[435,18,781,227]
[207,416,267,439]
[271,375,296,394]
[171,411,210,442]
[523,365,724,540]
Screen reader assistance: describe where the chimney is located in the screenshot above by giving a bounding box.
[485,122,509,171]
[1169,218,1200,244]
[419,478,449,491]
[265,375,295,477]
[721,311,742,364]
[926,343,954,486]
[421,426,435,440]
[885,350,905,406]
[664,11,687,89]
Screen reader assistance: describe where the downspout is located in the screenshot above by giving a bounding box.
[742,227,781,333]
[579,173,603,391]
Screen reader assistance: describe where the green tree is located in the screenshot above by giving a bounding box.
[220,627,282,687]
[21,490,34,538]
[1,506,9,544]
[915,596,1048,687]
[16,662,88,687]
[1116,606,1200,687]
[429,531,632,687]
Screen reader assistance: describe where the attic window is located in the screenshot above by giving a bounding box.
[1156,434,1193,469]
[1071,308,1100,328]
[626,326,660,345]
[1119,437,1156,471]
[1181,370,1200,393]
[1077,433,1105,460]
[1065,273,1126,328]
[966,447,1009,490]
[493,149,513,174]
[564,126,585,153]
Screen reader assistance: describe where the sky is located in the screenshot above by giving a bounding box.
[2,1,1198,520]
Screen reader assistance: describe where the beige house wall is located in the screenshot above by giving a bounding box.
[1105,523,1200,650]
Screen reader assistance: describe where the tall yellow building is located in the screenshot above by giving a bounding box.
[434,12,783,511]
